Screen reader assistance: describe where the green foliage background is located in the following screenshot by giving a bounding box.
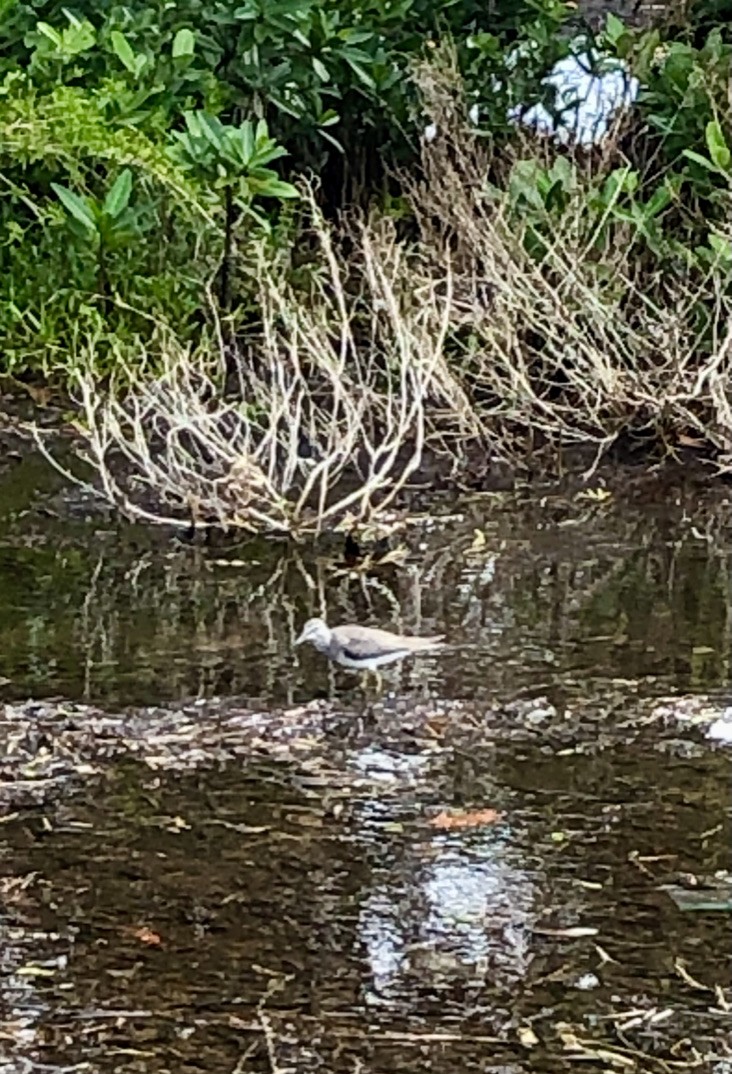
[0,0,730,377]
[0,0,580,374]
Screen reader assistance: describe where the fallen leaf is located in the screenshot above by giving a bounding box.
[166,815,191,832]
[429,808,503,830]
[577,487,612,502]
[517,1025,539,1048]
[124,926,162,946]
[287,813,323,828]
[469,529,487,552]
[17,964,57,978]
[424,717,448,737]
[556,1024,635,1068]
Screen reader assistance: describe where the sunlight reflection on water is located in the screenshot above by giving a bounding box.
[350,743,534,1006]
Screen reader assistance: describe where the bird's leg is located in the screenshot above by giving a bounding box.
[359,669,383,696]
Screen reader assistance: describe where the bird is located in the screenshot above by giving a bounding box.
[294,617,444,691]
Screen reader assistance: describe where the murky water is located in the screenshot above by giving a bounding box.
[1,444,730,1072]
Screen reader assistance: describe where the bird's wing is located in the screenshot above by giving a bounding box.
[333,625,442,658]
[332,625,410,659]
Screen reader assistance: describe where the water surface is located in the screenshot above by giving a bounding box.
[0,446,730,1072]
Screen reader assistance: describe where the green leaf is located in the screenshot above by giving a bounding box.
[708,232,732,262]
[102,169,133,219]
[343,55,376,90]
[50,183,97,233]
[197,112,225,150]
[36,22,62,47]
[268,94,304,120]
[339,29,375,45]
[241,122,256,164]
[318,108,340,128]
[172,28,195,59]
[312,56,329,82]
[183,110,204,140]
[509,160,546,211]
[256,178,299,199]
[62,8,83,29]
[110,30,137,75]
[318,128,344,153]
[643,184,671,219]
[683,149,721,173]
[548,155,576,190]
[705,118,731,173]
[64,19,95,55]
[604,12,626,47]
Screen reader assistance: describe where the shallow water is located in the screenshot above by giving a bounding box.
[0,450,729,708]
[0,446,730,1072]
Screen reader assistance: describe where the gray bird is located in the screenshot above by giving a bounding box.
[295,617,444,690]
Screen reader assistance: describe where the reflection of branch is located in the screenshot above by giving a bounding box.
[80,550,106,699]
[255,972,293,1074]
[49,540,310,701]
[258,1013,284,1074]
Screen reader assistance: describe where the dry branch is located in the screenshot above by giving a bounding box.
[61,191,466,533]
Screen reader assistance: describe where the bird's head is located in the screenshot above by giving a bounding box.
[295,617,331,649]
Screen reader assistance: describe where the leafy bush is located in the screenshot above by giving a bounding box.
[0,0,582,375]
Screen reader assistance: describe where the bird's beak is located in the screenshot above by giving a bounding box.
[294,630,306,646]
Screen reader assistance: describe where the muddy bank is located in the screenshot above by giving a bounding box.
[2,689,731,808]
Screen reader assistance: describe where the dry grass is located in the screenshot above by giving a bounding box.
[408,51,732,468]
[41,58,732,533]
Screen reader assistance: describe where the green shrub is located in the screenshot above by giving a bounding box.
[1,0,730,385]
[0,0,580,375]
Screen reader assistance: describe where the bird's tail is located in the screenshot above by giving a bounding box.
[412,635,445,651]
